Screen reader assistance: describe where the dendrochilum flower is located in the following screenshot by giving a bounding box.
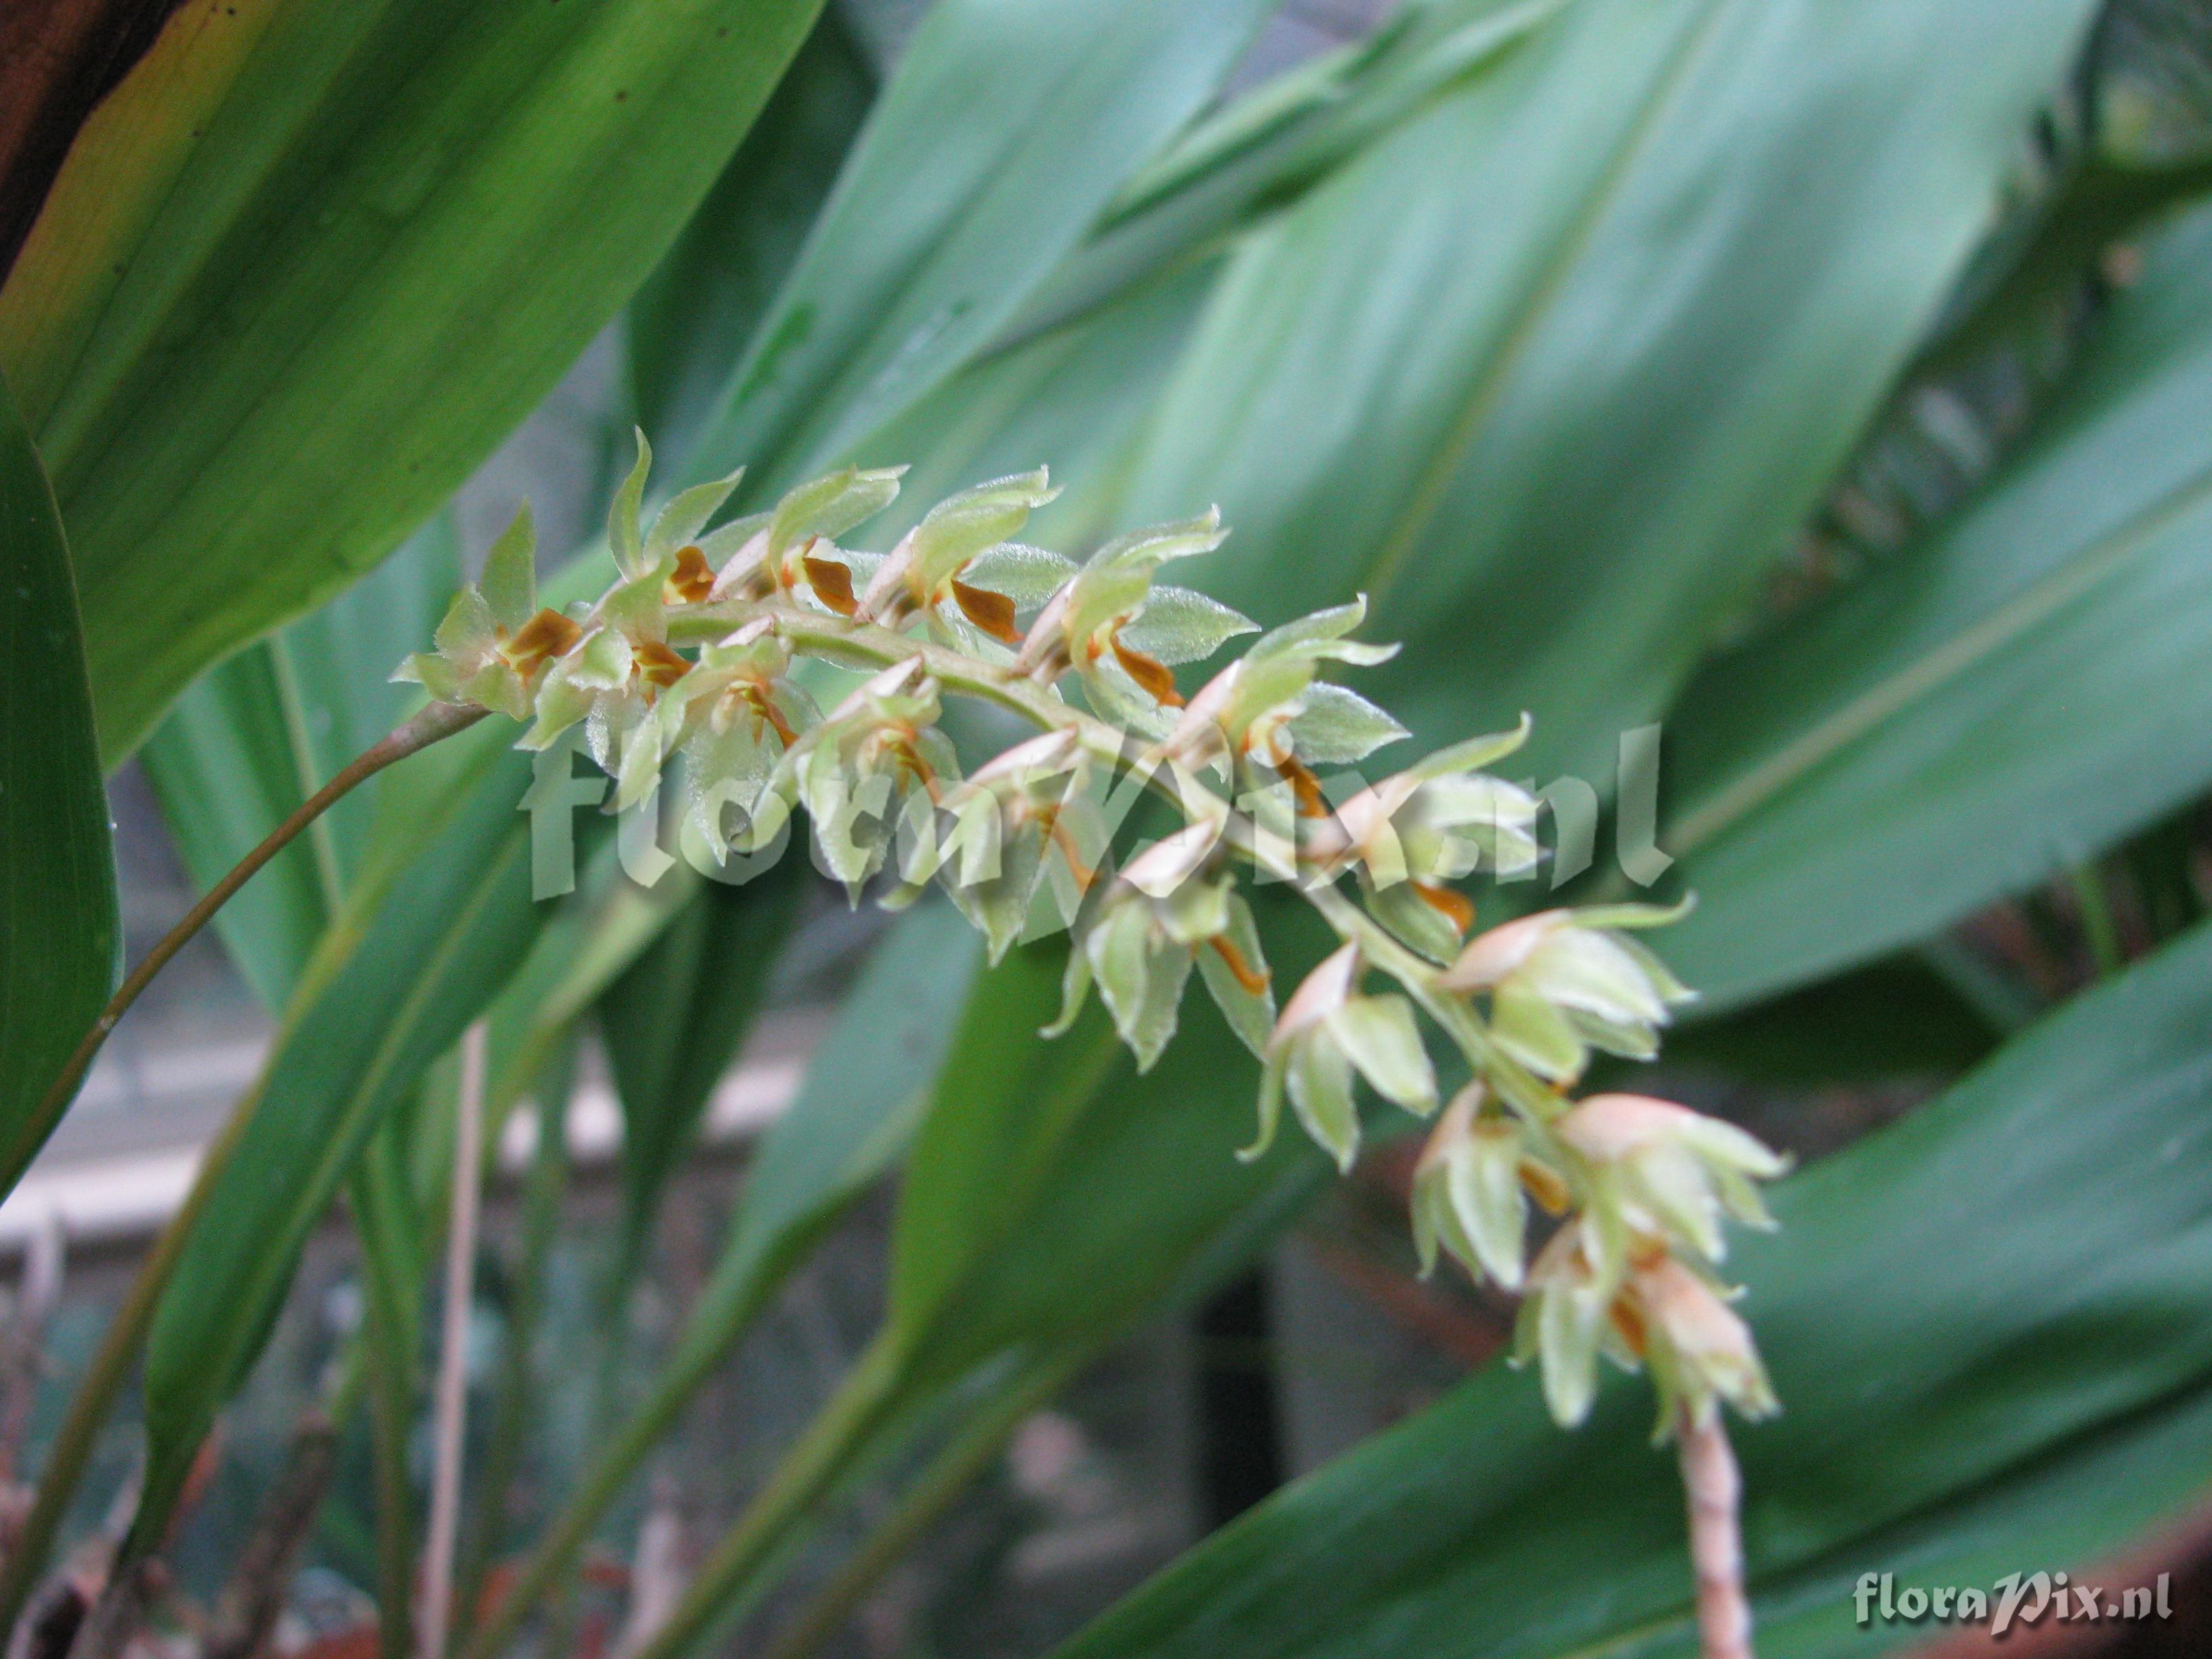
[1438,902,1695,1081]
[1513,1220,1629,1429]
[694,464,906,615]
[1012,512,1256,732]
[1554,1094,1786,1266]
[1048,822,1274,1070]
[1323,716,1541,960]
[1410,1084,1568,1290]
[899,729,1092,960]
[855,469,1064,647]
[1244,943,1436,1172]
[760,658,958,894]
[653,619,820,858]
[1629,1256,1780,1433]
[1164,597,1407,814]
[394,506,580,720]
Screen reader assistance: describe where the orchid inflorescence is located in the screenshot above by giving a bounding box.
[399,438,1787,1439]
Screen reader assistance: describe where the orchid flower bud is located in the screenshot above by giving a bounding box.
[1411,1085,1547,1289]
[1439,902,1695,1081]
[1324,717,1540,960]
[1242,943,1435,1172]
[1513,1220,1624,1429]
[1555,1094,1786,1264]
[653,621,819,856]
[857,468,1061,635]
[778,659,958,895]
[1630,1256,1780,1433]
[901,729,1090,960]
[705,465,905,613]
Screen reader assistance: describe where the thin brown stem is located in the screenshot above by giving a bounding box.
[204,1408,342,1659]
[9,700,487,1192]
[421,1021,490,1659]
[1678,1406,1754,1659]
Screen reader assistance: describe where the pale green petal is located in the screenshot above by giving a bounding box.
[768,465,906,555]
[1247,596,1366,662]
[1325,994,1435,1115]
[519,661,596,750]
[1119,585,1256,665]
[1363,878,1465,966]
[1408,714,1533,781]
[1490,979,1587,1080]
[1568,896,1696,931]
[433,587,499,662]
[1084,509,1225,575]
[609,428,653,577]
[1044,939,1094,1038]
[696,511,771,563]
[1531,928,1673,1024]
[1237,1048,1291,1164]
[909,468,1059,586]
[1192,893,1274,1059]
[459,660,529,721]
[1286,682,1410,765]
[1090,902,1189,1071]
[960,541,1077,607]
[1538,1286,1605,1427]
[1450,1128,1529,1290]
[1286,1034,1360,1173]
[569,628,634,691]
[480,504,537,630]
[645,466,744,562]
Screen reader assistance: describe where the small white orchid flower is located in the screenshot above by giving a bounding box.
[1555,1094,1786,1265]
[1013,511,1254,731]
[1439,902,1695,1081]
[1410,1084,1568,1290]
[1242,943,1436,1172]
[1046,823,1274,1069]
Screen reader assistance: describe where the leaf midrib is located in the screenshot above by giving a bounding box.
[1668,456,2212,857]
[1358,0,1737,609]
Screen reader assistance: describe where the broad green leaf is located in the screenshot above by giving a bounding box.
[0,367,115,1197]
[1050,916,2212,1659]
[1663,203,2212,1008]
[0,0,823,762]
[685,901,981,1364]
[1127,0,2104,783]
[140,512,459,1010]
[628,12,876,472]
[681,0,1282,495]
[1655,955,2001,1088]
[600,857,806,1263]
[1003,0,1570,350]
[137,733,552,1541]
[857,260,1221,550]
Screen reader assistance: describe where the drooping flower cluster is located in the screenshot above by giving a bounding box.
[399,437,1787,1439]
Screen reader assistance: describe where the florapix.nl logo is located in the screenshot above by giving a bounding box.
[516,720,1679,910]
[1853,1570,2173,1639]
